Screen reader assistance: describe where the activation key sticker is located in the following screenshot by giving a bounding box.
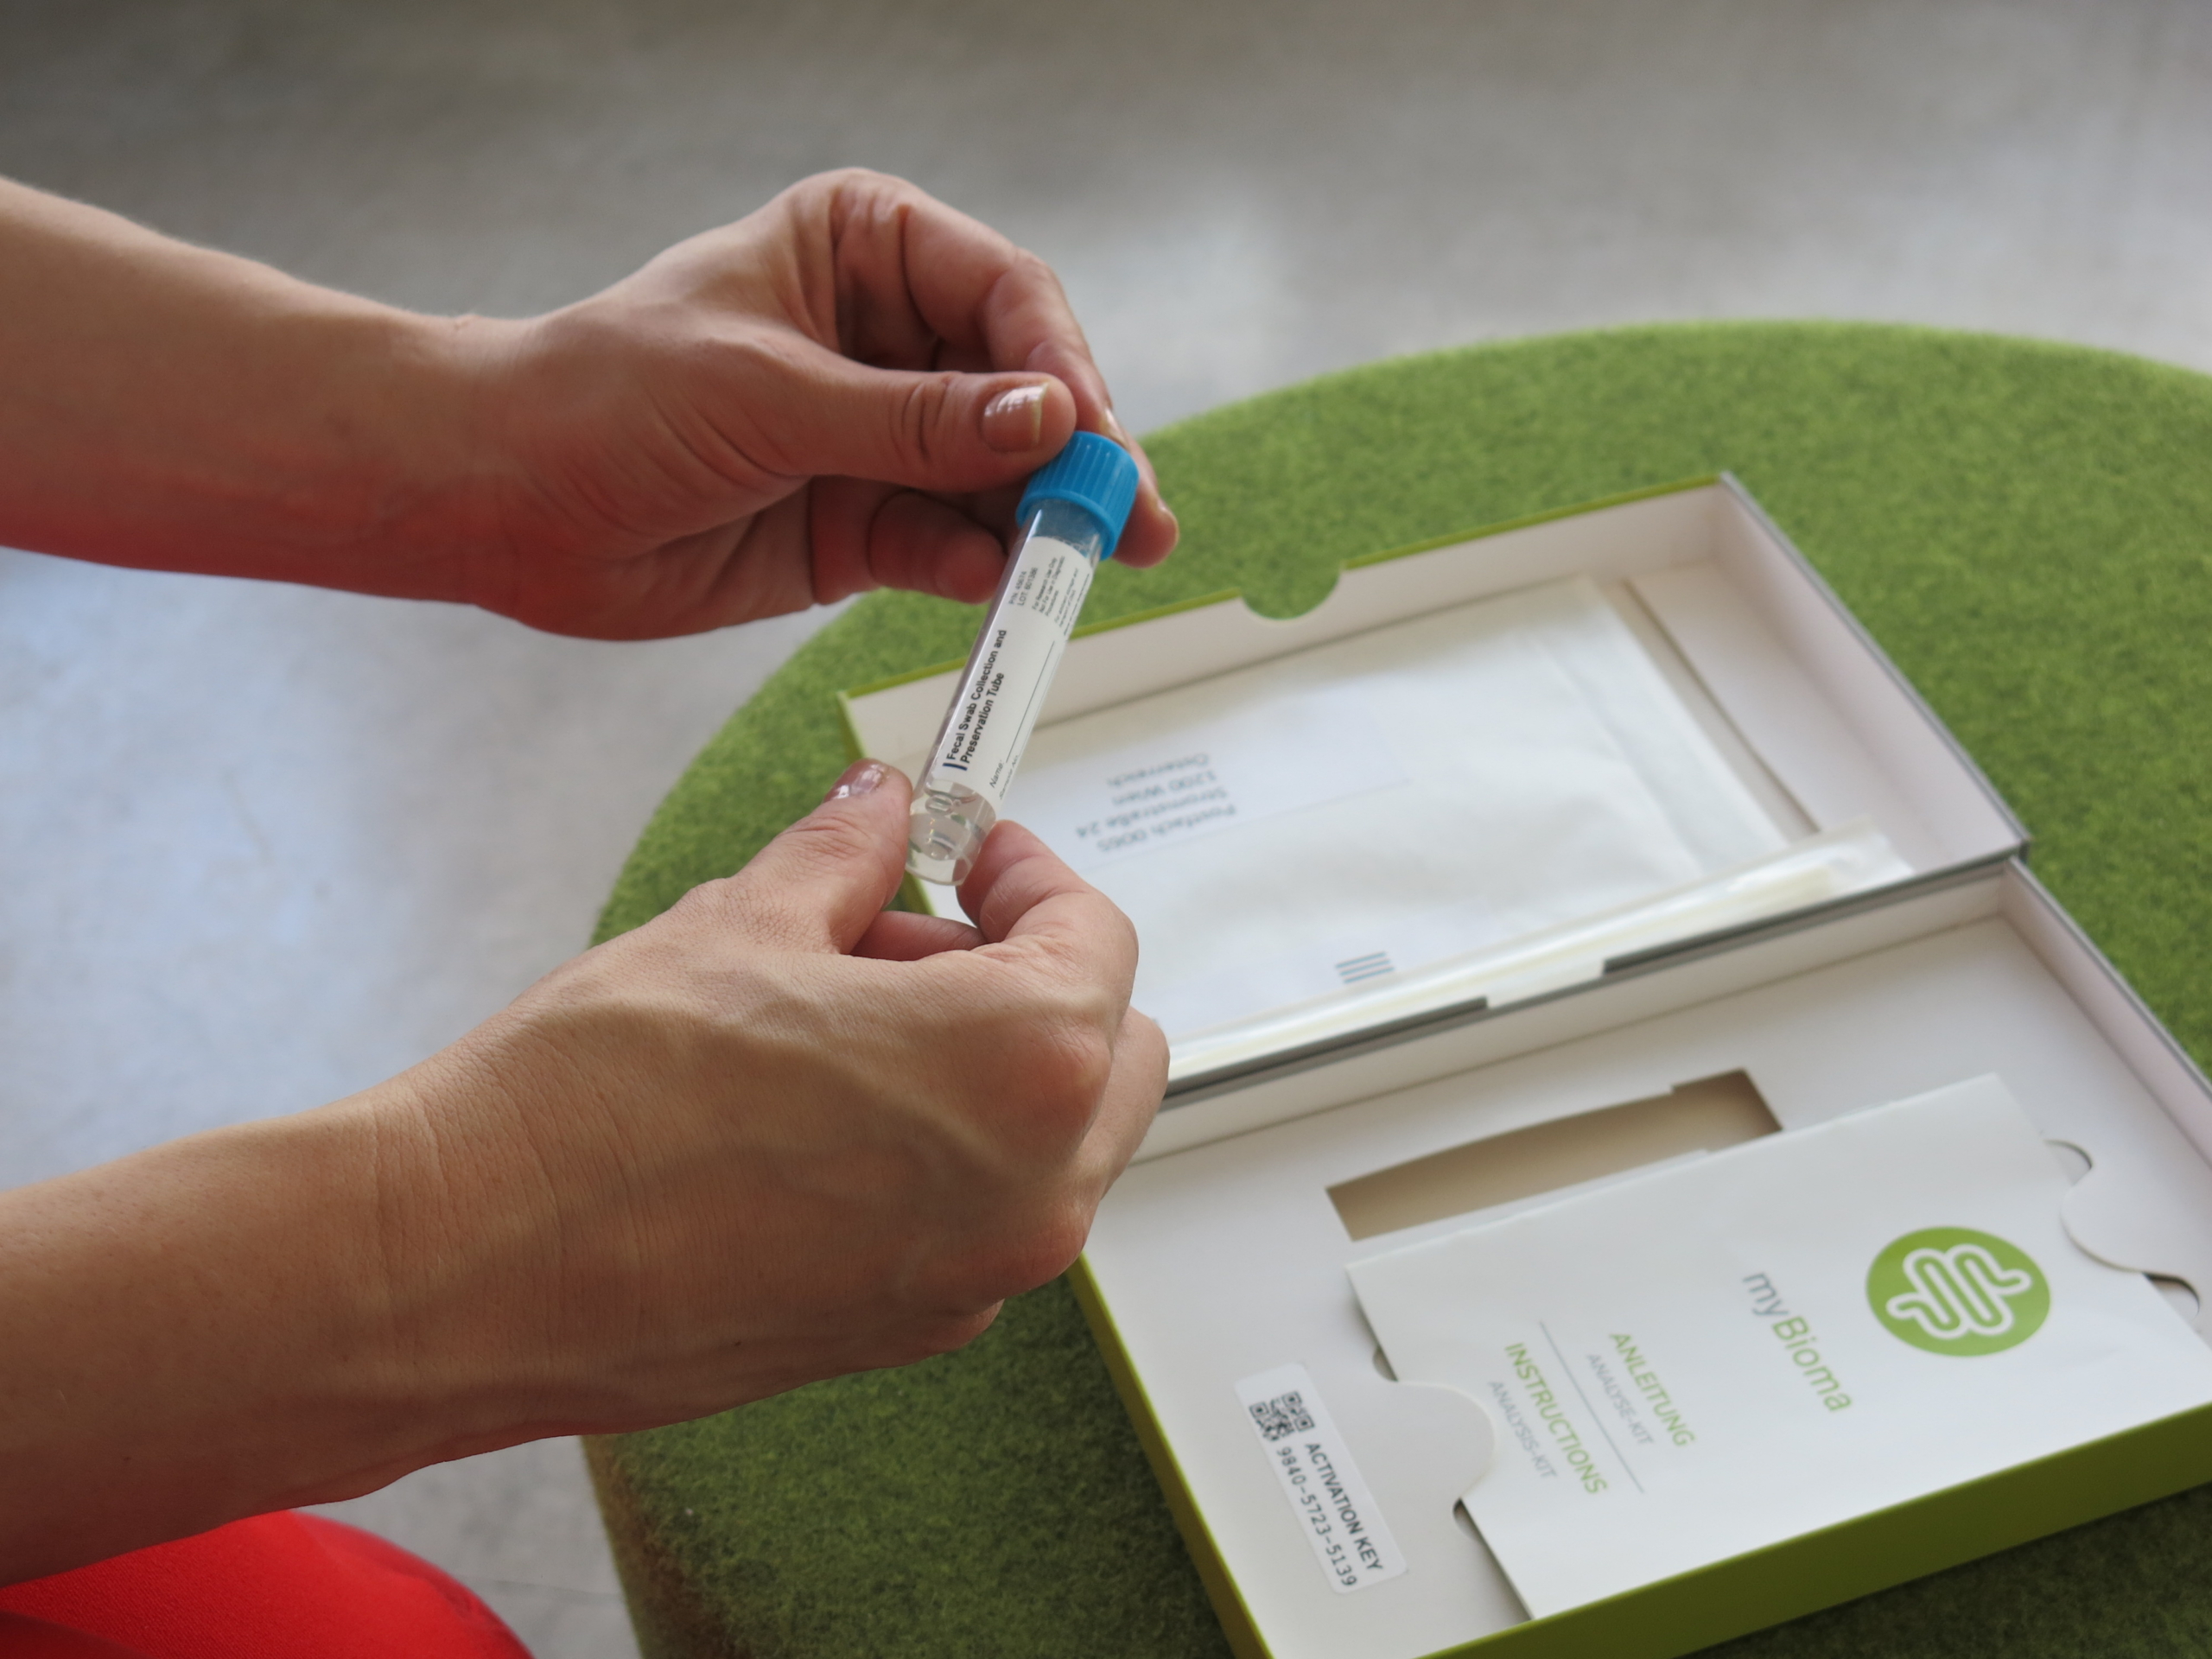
[1236,1363,1408,1594]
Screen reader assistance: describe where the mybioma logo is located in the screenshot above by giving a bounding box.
[1866,1228,2050,1356]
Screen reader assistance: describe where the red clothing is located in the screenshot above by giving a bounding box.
[0,1512,531,1658]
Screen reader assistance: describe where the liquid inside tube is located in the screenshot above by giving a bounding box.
[907,781,997,887]
[906,493,1110,884]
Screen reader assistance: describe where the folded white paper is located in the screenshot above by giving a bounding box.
[1003,578,1789,1042]
[1347,1077,2212,1618]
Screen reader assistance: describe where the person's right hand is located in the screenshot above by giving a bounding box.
[0,762,1165,1581]
[371,760,1166,1452]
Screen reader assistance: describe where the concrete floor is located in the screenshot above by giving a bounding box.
[3,1,2209,1653]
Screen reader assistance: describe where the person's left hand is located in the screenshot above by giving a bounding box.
[443,168,1177,639]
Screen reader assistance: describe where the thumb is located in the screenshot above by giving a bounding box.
[716,760,913,953]
[751,340,1078,493]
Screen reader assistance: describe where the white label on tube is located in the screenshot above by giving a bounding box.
[926,535,1094,811]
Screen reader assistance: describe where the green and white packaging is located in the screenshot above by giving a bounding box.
[842,480,2212,1659]
[1349,1075,2212,1618]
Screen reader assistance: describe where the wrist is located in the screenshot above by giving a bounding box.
[341,1038,637,1446]
[222,299,519,606]
[387,309,554,620]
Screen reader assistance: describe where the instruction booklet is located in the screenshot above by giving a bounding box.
[1347,1077,2212,1617]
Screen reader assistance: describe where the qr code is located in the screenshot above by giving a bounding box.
[1249,1390,1315,1443]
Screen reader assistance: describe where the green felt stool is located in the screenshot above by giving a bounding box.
[585,322,2212,1659]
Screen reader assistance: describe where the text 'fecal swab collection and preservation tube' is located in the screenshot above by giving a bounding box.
[907,432,1141,885]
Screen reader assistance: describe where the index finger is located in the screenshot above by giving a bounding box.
[821,173,1178,565]
[955,820,1141,1002]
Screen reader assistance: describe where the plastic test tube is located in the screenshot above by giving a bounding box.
[907,432,1141,884]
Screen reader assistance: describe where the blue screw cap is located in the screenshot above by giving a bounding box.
[1017,431,1141,557]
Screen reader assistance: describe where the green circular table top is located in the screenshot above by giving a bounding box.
[587,322,2212,1659]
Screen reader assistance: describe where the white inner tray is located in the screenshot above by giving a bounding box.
[1082,867,2212,1659]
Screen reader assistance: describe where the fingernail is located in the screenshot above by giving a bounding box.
[825,760,888,802]
[982,383,1047,452]
[1100,408,1134,451]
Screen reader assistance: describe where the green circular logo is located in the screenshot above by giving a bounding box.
[1866,1228,2050,1356]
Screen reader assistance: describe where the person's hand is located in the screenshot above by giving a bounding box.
[0,170,1173,634]
[444,168,1178,638]
[0,765,1165,1578]
[361,758,1168,1440]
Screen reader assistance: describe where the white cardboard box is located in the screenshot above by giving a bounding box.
[839,479,2212,1659]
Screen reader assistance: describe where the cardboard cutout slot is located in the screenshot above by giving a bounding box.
[1329,1071,1777,1241]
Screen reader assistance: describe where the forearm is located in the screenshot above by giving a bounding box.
[0,177,494,599]
[0,1094,507,1583]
